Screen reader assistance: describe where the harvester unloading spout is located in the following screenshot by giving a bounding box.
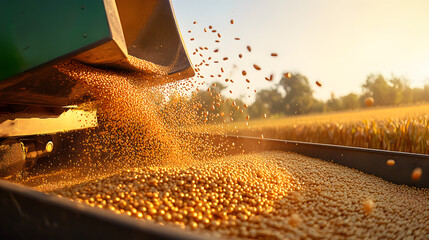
[0,0,194,177]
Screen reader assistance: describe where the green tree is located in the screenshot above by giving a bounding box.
[248,88,284,118]
[389,76,412,105]
[326,93,343,111]
[340,93,360,110]
[408,83,429,104]
[278,73,315,115]
[309,99,325,113]
[361,74,412,106]
[362,74,391,106]
[422,84,429,102]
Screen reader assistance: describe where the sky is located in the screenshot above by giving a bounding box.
[171,0,429,103]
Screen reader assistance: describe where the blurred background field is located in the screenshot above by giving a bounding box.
[183,73,429,155]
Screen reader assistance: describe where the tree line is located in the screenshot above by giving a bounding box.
[180,73,429,123]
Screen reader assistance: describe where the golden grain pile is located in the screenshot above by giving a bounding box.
[54,151,429,239]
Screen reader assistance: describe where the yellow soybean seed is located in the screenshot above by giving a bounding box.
[411,167,422,181]
[362,198,375,214]
[386,159,395,166]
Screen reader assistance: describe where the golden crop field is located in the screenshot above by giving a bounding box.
[224,104,429,154]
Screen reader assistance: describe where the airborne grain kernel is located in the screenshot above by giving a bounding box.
[283,72,292,78]
[365,97,374,107]
[386,159,395,166]
[253,65,261,71]
[411,167,422,181]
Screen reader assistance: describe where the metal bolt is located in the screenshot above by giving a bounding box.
[45,141,54,153]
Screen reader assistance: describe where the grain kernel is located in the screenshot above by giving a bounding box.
[411,167,422,181]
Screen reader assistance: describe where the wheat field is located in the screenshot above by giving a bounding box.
[225,104,429,154]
